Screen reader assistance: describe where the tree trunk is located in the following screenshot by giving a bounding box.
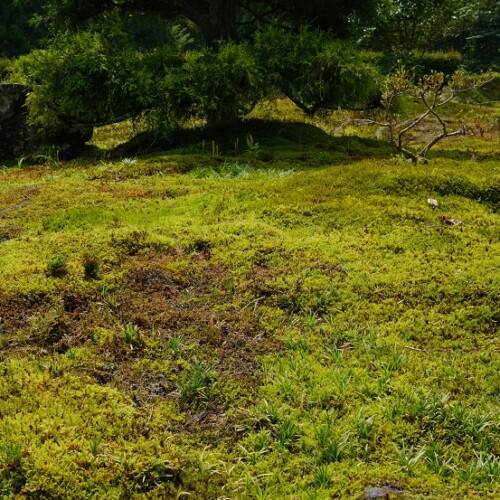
[184,0,239,44]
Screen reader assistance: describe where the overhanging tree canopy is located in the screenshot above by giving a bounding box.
[367,0,491,55]
[14,0,382,142]
[24,0,377,42]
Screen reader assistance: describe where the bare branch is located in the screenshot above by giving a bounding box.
[419,125,466,157]
[397,108,433,149]
[352,118,389,128]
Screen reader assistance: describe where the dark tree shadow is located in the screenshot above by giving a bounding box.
[109,119,394,166]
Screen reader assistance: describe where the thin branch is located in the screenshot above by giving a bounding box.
[353,118,389,128]
[397,109,432,149]
[417,92,466,157]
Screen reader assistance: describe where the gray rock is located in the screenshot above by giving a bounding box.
[0,82,92,160]
[363,486,404,499]
[0,83,36,160]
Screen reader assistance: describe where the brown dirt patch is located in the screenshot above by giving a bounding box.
[0,297,41,336]
[1,252,282,442]
[96,254,282,439]
[115,257,278,381]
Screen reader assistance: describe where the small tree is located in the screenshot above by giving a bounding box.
[363,68,494,163]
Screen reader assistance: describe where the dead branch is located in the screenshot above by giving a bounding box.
[0,197,31,217]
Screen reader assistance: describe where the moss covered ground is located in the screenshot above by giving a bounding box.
[0,100,499,498]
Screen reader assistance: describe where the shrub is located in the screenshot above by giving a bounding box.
[12,26,147,135]
[150,40,265,132]
[417,52,463,77]
[364,68,494,162]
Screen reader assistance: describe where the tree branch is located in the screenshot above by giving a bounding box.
[419,125,465,157]
[288,96,316,116]
[237,3,281,26]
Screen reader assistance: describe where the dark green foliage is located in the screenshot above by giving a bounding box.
[23,0,378,43]
[271,0,377,37]
[463,0,500,71]
[414,52,463,77]
[367,51,463,78]
[364,0,498,74]
[254,26,380,114]
[150,40,265,132]
[367,0,479,54]
[13,22,381,139]
[12,0,382,136]
[0,58,12,81]
[123,14,176,50]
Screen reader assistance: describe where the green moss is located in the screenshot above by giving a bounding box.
[0,104,499,497]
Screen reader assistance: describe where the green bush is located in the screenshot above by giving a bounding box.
[254,26,381,114]
[13,23,384,143]
[463,1,500,72]
[150,40,265,132]
[13,27,148,135]
[416,52,462,77]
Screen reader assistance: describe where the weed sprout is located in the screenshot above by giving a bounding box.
[46,255,67,277]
